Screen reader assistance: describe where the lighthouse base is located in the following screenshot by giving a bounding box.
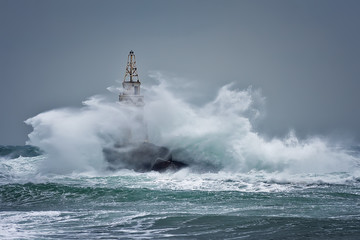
[103,142,188,172]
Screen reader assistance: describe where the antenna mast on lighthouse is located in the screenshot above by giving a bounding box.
[124,50,139,83]
[119,50,144,106]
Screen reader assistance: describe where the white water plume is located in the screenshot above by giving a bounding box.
[25,72,359,175]
[25,97,144,173]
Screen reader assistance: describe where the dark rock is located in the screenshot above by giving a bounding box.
[103,142,188,172]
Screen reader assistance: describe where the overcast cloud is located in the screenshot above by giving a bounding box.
[1,0,360,145]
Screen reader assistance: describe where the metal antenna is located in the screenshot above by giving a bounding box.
[124,50,139,83]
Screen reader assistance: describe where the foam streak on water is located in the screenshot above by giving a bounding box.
[1,153,360,239]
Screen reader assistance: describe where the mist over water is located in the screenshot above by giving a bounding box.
[24,72,359,177]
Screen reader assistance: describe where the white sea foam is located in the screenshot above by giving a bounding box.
[25,72,360,177]
[0,211,63,240]
[95,169,359,192]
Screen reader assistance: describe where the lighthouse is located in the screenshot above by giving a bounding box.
[102,50,188,172]
[119,50,144,106]
[119,50,147,143]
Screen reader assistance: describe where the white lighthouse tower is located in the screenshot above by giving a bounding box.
[102,50,187,172]
[119,50,148,142]
[119,50,144,106]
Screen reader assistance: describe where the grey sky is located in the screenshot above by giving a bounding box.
[1,0,360,145]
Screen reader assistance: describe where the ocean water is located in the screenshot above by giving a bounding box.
[1,146,360,239]
[1,78,360,239]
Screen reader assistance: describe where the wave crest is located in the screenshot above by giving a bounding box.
[25,73,360,175]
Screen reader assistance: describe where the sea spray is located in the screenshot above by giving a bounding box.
[25,97,145,174]
[143,75,358,174]
[25,73,359,175]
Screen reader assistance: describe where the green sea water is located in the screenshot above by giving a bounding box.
[1,146,359,239]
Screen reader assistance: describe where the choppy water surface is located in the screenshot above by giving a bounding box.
[1,147,359,239]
